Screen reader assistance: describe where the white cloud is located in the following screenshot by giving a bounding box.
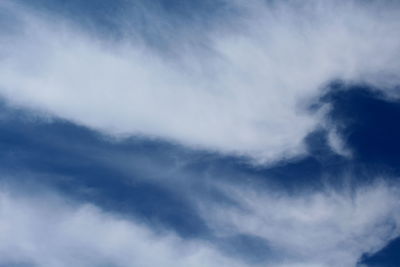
[0,0,399,162]
[1,178,400,267]
[200,180,400,267]
[0,189,241,267]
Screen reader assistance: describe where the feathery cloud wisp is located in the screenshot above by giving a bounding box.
[1,1,400,162]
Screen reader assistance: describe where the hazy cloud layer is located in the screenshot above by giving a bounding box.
[0,0,399,162]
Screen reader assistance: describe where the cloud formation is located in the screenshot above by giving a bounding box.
[0,0,399,162]
[0,188,241,267]
[1,177,400,267]
[200,180,400,267]
[0,1,400,266]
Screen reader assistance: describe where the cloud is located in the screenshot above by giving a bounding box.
[0,0,399,163]
[0,187,242,267]
[199,180,400,267]
[0,2,399,266]
[1,176,400,267]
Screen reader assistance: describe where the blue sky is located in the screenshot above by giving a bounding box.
[0,1,400,266]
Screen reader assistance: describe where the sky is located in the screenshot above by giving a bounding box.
[0,0,400,266]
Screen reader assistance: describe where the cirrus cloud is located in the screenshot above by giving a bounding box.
[0,0,399,163]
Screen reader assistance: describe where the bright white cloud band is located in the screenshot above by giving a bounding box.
[0,0,399,162]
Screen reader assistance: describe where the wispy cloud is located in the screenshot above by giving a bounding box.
[0,0,399,162]
[0,1,399,266]
[199,179,400,267]
[1,176,399,267]
[0,187,241,267]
